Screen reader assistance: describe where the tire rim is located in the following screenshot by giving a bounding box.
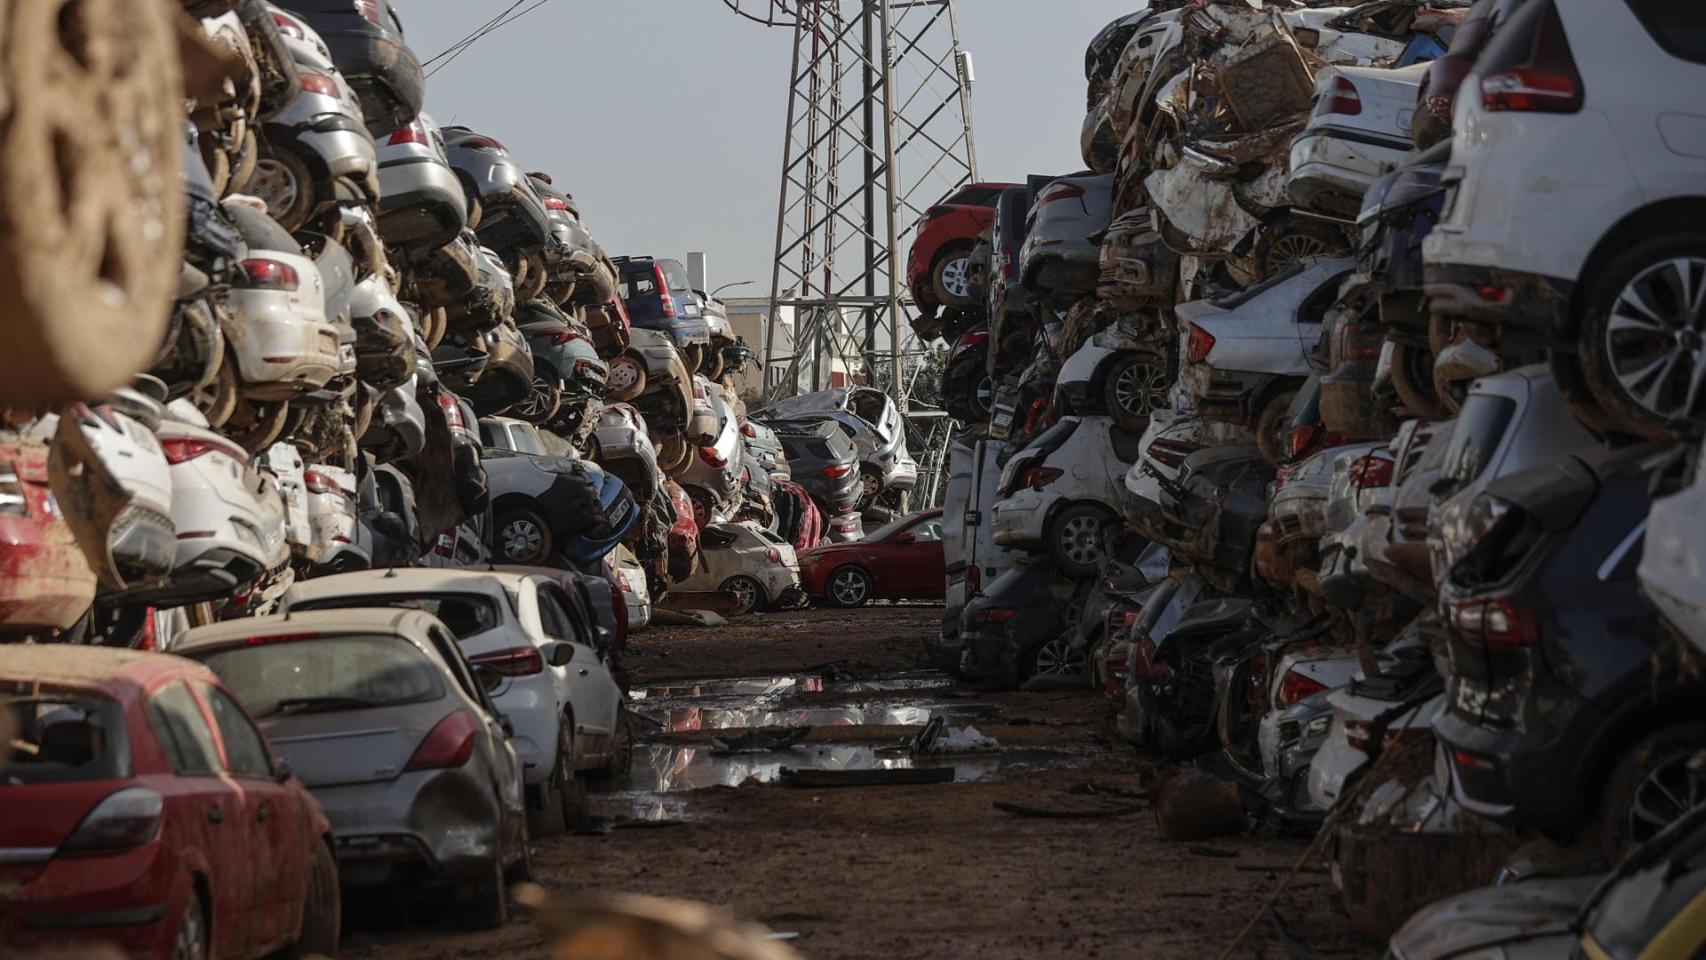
[973,376,994,415]
[249,158,300,222]
[940,256,970,299]
[503,519,545,562]
[860,473,880,496]
[1115,359,1168,418]
[1604,256,1706,420]
[174,905,204,960]
[1266,233,1329,271]
[831,569,867,605]
[1059,514,1105,567]
[727,578,759,613]
[1034,637,1088,676]
[1627,751,1703,845]
[608,361,641,392]
[513,376,553,418]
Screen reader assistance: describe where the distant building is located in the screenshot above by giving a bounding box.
[721,296,850,401]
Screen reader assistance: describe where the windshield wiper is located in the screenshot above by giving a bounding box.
[265,695,382,717]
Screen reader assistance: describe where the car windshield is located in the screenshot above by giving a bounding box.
[2,694,128,784]
[291,593,502,639]
[509,426,545,456]
[198,635,444,719]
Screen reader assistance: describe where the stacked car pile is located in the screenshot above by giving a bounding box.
[925,0,1706,952]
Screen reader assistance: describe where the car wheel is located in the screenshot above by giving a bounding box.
[1104,351,1169,431]
[687,487,713,527]
[1390,341,1444,417]
[227,128,259,195]
[249,148,317,234]
[513,373,562,424]
[505,822,534,885]
[684,343,705,372]
[703,348,727,381]
[596,709,634,780]
[458,856,508,930]
[497,507,553,565]
[657,434,691,474]
[606,356,646,401]
[825,565,871,608]
[963,371,994,421]
[227,398,290,454]
[527,745,570,839]
[1025,635,1088,681]
[283,842,340,958]
[1578,238,1706,440]
[856,467,883,508]
[194,350,240,429]
[932,244,975,308]
[1253,217,1348,280]
[722,575,766,615]
[1047,503,1114,578]
[1254,390,1297,468]
[173,890,208,960]
[1600,721,1706,860]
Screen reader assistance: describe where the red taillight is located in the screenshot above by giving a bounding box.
[969,607,1015,625]
[388,122,429,146]
[237,258,300,292]
[270,12,305,39]
[436,392,465,431]
[822,463,852,479]
[298,71,341,99]
[243,632,321,646]
[699,446,727,468]
[1317,75,1362,117]
[1450,595,1537,647]
[950,330,990,362]
[405,711,479,771]
[741,423,757,438]
[967,564,981,595]
[1037,182,1086,208]
[353,0,381,24]
[1025,466,1064,490]
[543,195,569,212]
[654,266,676,318]
[1479,3,1581,114]
[304,470,337,495]
[1346,719,1371,754]
[1108,610,1139,639]
[1276,671,1328,707]
[766,548,781,563]
[1288,423,1323,461]
[160,437,244,464]
[461,135,507,152]
[1185,324,1216,364]
[551,327,585,345]
[468,646,545,677]
[1147,437,1198,469]
[1348,455,1395,489]
[1453,750,1496,771]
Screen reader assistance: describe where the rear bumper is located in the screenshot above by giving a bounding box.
[0,841,177,958]
[1422,261,1572,341]
[311,768,504,888]
[1431,705,1588,835]
[991,489,1052,549]
[1287,130,1406,214]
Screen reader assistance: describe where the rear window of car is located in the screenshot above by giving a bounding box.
[1624,0,1706,63]
[622,272,658,300]
[198,635,445,719]
[659,260,693,292]
[3,694,128,784]
[1437,394,1517,495]
[945,186,1000,207]
[291,593,502,639]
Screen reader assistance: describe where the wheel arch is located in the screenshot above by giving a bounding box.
[1568,196,1706,336]
[1569,683,1706,827]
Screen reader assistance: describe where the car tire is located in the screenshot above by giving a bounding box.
[656,434,691,474]
[1047,503,1115,579]
[687,487,713,527]
[249,147,318,234]
[825,565,871,608]
[1599,721,1706,861]
[684,343,705,373]
[195,350,240,429]
[594,709,634,780]
[606,356,646,402]
[931,243,976,308]
[722,575,766,615]
[1103,350,1168,431]
[227,128,259,195]
[1254,390,1298,468]
[497,506,554,565]
[1253,216,1348,280]
[505,824,534,885]
[1023,635,1089,682]
[1391,341,1444,417]
[1577,235,1706,440]
[856,467,883,508]
[458,857,508,930]
[173,889,208,960]
[284,842,340,958]
[703,348,727,381]
[527,748,570,840]
[228,398,290,454]
[962,370,994,422]
[1547,348,1617,436]
[514,373,562,425]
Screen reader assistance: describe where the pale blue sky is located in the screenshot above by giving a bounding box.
[400,1,1140,290]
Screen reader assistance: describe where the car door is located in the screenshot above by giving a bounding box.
[195,681,305,953]
[900,516,947,598]
[145,680,251,958]
[537,583,616,756]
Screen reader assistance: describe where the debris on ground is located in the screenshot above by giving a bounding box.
[712,727,814,754]
[1153,768,1246,841]
[992,800,1146,820]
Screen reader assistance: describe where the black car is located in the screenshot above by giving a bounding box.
[1435,441,1691,856]
[613,256,712,368]
[942,326,993,423]
[959,557,1083,689]
[1155,445,1274,593]
[770,420,861,518]
[273,0,424,138]
[986,184,1036,378]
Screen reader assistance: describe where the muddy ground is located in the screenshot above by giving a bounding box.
[344,604,1379,960]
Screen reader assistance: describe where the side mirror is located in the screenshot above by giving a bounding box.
[547,642,574,668]
[272,755,294,783]
[893,532,916,545]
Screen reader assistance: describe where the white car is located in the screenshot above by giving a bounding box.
[1121,398,1254,533]
[1308,690,1444,811]
[221,201,343,400]
[258,442,313,561]
[1288,62,1428,217]
[674,521,803,615]
[1421,0,1706,437]
[306,463,366,572]
[1639,442,1706,654]
[610,544,653,631]
[152,411,273,605]
[992,416,1141,578]
[1053,315,1170,431]
[284,568,627,837]
[31,405,176,589]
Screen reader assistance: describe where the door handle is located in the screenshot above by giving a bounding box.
[256,802,270,823]
[208,807,225,824]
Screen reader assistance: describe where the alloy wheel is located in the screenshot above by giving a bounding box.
[1627,751,1704,846]
[725,577,761,614]
[173,900,206,960]
[1604,256,1706,421]
[830,568,868,605]
[503,519,546,562]
[512,375,554,418]
[972,376,994,416]
[1058,514,1106,568]
[1265,233,1330,271]
[249,158,300,223]
[940,256,970,299]
[1033,637,1088,677]
[1114,358,1168,419]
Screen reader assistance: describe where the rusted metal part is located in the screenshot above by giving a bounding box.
[1212,33,1316,132]
[409,394,463,546]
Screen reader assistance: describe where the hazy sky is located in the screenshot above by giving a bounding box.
[401,1,1140,292]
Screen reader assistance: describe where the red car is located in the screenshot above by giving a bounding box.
[799,509,946,607]
[664,478,700,580]
[774,479,823,552]
[0,646,339,960]
[0,439,96,637]
[906,183,1018,319]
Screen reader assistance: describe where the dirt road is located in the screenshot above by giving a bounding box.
[344,605,1377,960]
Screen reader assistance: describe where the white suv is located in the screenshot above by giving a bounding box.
[1422,0,1706,437]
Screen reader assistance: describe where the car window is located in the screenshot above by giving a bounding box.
[198,635,444,719]
[1437,394,1517,495]
[660,260,693,292]
[480,422,505,448]
[147,681,224,776]
[290,593,502,639]
[1624,0,1706,64]
[509,425,545,456]
[623,272,658,299]
[536,585,574,641]
[910,519,944,543]
[197,684,273,779]
[2,694,128,784]
[424,626,485,703]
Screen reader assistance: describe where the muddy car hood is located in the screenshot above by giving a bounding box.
[1388,875,1598,960]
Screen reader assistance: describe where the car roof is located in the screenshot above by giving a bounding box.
[286,567,541,602]
[0,645,208,691]
[173,608,442,654]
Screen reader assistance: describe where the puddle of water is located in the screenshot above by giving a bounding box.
[616,742,1069,793]
[631,671,952,703]
[629,701,1003,732]
[585,790,692,823]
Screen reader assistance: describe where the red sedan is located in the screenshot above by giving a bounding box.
[906,183,1018,317]
[799,509,946,607]
[0,646,339,960]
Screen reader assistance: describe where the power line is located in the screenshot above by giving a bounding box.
[420,1,528,66]
[423,0,557,79]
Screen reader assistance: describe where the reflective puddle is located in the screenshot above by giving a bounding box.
[629,700,1003,732]
[618,742,1069,793]
[630,671,954,703]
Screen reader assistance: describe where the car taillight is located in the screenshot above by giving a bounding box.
[1185,324,1216,363]
[60,787,163,855]
[1479,2,1581,114]
[767,548,781,562]
[236,258,300,292]
[298,71,341,99]
[468,647,545,677]
[655,265,676,318]
[303,470,337,495]
[1002,244,1016,278]
[1451,594,1537,647]
[1348,455,1395,489]
[968,607,1015,625]
[406,711,479,771]
[1025,466,1064,490]
[1147,438,1198,469]
[699,446,727,468]
[551,327,585,345]
[543,195,569,212]
[388,122,429,146]
[160,437,243,464]
[0,461,24,516]
[270,12,305,39]
[741,423,757,438]
[967,564,981,595]
[1276,671,1328,707]
[353,0,381,24]
[822,463,852,479]
[460,135,506,152]
[243,632,321,646]
[436,392,465,431]
[1036,182,1085,208]
[434,531,455,557]
[1346,719,1371,753]
[1317,75,1362,117]
[1108,609,1139,639]
[1288,424,1323,461]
